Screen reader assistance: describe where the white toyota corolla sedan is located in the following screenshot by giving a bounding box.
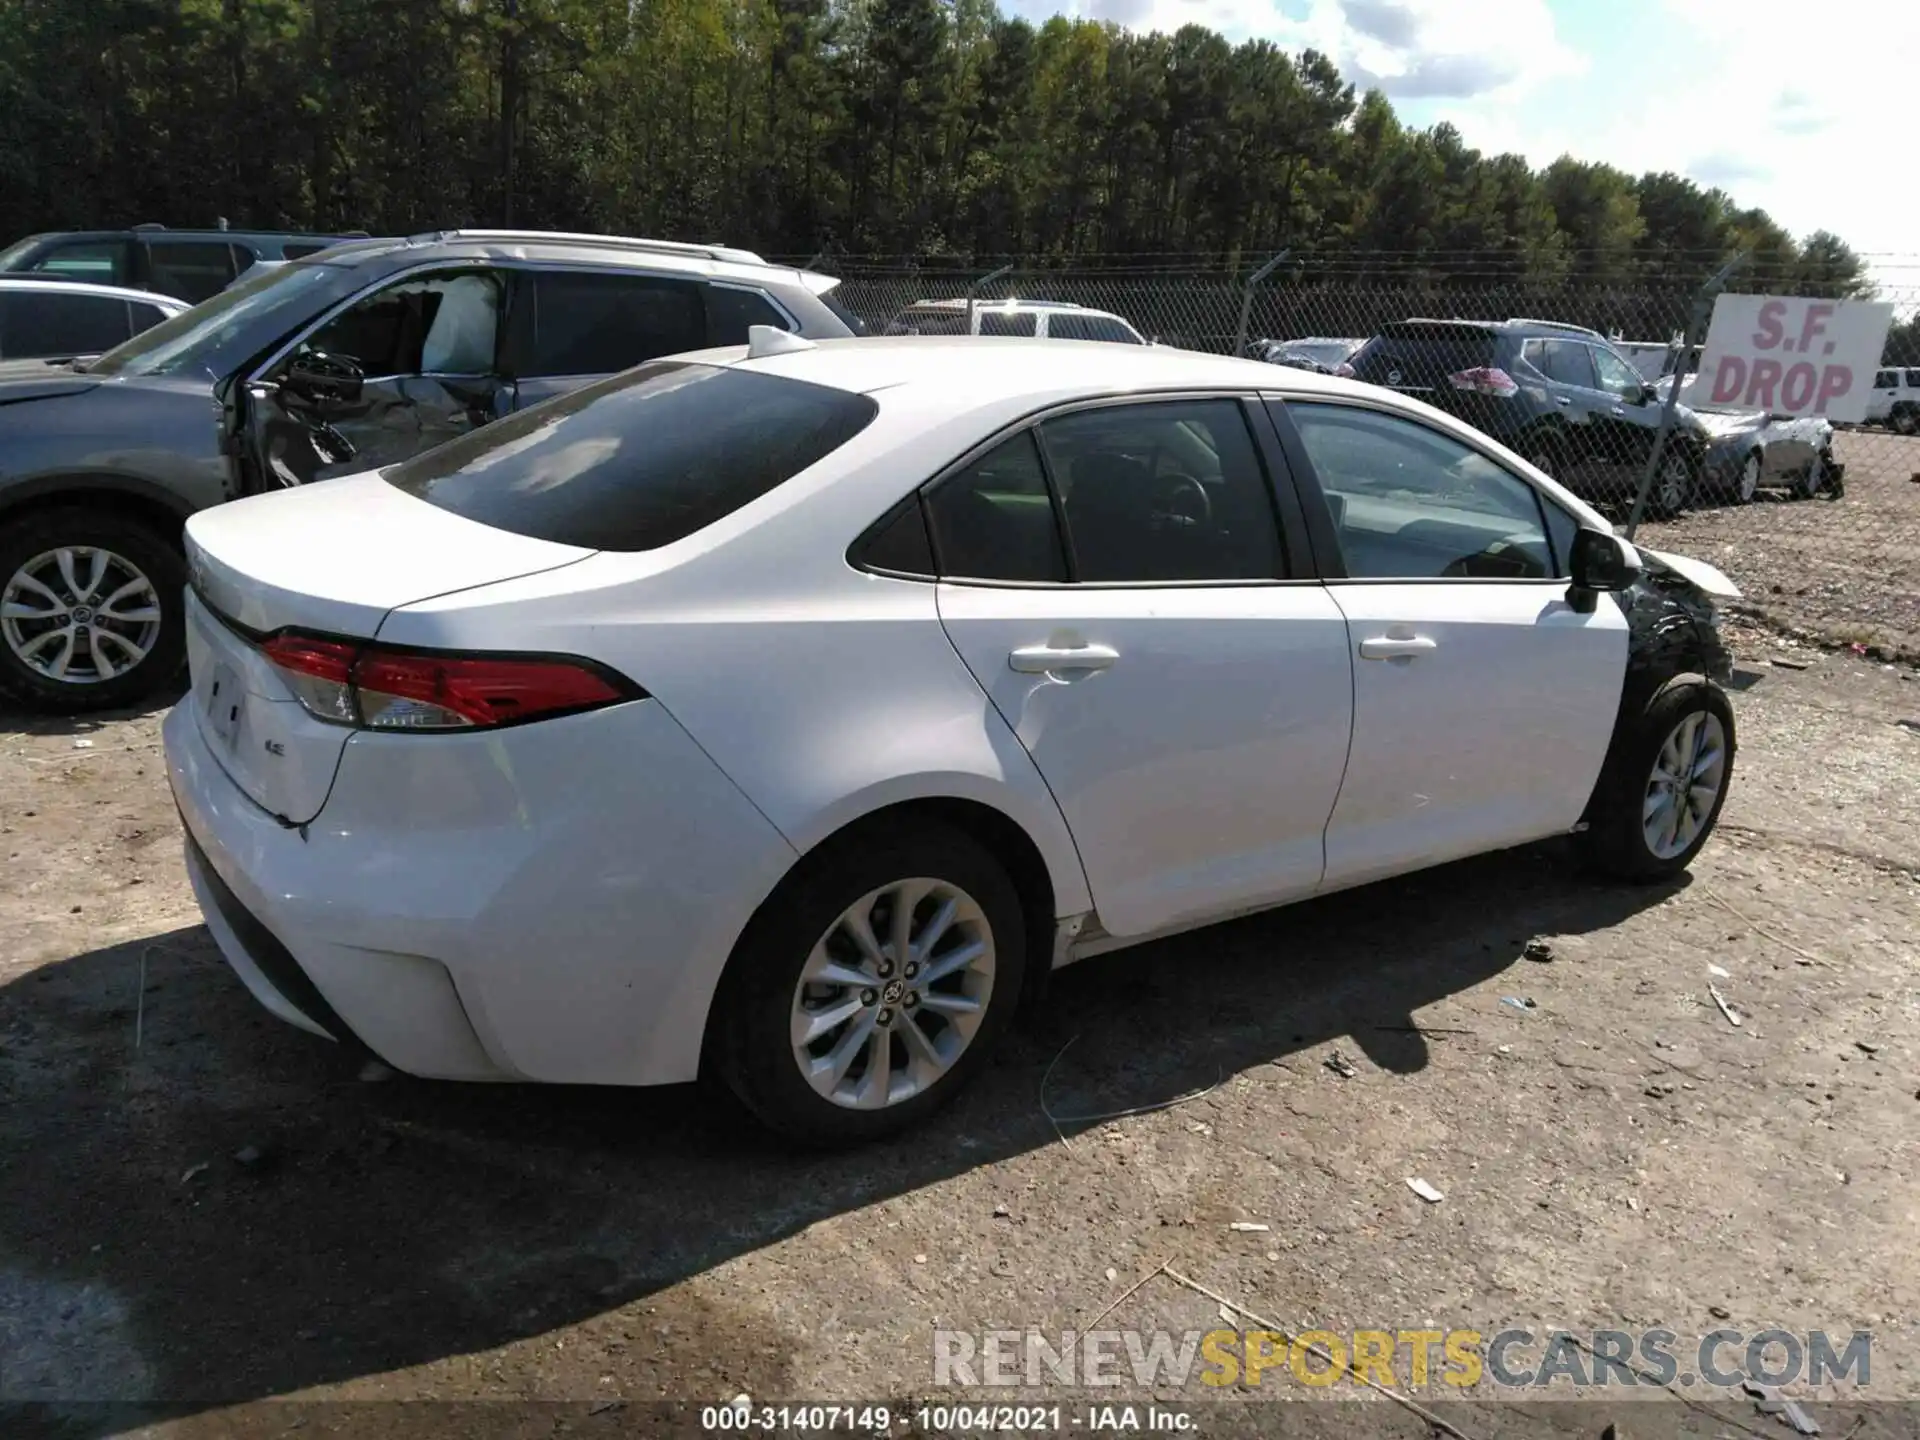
[164,331,1740,1145]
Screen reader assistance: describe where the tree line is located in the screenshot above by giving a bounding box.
[0,0,1884,299]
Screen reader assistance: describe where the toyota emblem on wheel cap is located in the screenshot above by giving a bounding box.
[1386,368,1402,384]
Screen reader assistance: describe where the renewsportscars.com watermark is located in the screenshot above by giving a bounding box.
[933,1328,1872,1391]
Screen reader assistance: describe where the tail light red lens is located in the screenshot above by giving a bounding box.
[1448,366,1519,398]
[261,634,637,731]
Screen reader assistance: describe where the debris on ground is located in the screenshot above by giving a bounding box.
[71,738,94,749]
[1709,962,1731,978]
[1742,1379,1820,1434]
[1324,1050,1358,1078]
[231,1143,275,1172]
[1501,996,1538,1012]
[1709,1304,1731,1319]
[1228,1221,1271,1232]
[1523,938,1555,962]
[179,1161,210,1185]
[1708,984,1743,1027]
[1405,1178,1444,1204]
[1769,656,1813,670]
[1854,1040,1879,1056]
[992,1203,1011,1218]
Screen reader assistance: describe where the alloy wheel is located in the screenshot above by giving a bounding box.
[1643,710,1728,860]
[790,877,997,1110]
[1,547,162,685]
[1736,452,1761,503]
[1657,453,1691,515]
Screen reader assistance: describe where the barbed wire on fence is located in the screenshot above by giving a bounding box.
[814,258,1920,662]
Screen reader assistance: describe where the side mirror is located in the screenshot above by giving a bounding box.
[281,351,364,408]
[1568,528,1641,610]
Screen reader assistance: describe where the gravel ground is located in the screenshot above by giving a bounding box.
[1638,428,1920,661]
[2,627,1917,1440]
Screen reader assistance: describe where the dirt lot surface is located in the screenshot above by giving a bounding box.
[1639,428,1920,661]
[3,627,1918,1440]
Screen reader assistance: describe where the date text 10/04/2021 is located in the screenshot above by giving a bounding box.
[700,1404,1195,1432]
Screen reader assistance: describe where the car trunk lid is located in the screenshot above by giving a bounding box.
[1350,323,1499,397]
[183,474,594,824]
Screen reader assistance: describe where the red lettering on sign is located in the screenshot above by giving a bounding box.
[1780,363,1817,410]
[1815,366,1853,412]
[1797,304,1833,354]
[1753,300,1788,350]
[1710,356,1748,405]
[1747,358,1782,408]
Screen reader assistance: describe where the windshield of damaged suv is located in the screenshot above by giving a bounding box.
[85,262,342,379]
[385,361,880,551]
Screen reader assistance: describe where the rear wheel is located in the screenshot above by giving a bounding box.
[1893,407,1918,437]
[712,820,1027,1146]
[1729,449,1761,504]
[0,509,185,713]
[1582,682,1735,882]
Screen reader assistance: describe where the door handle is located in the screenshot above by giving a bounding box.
[1610,404,1627,416]
[1009,643,1119,674]
[1358,635,1437,661]
[1555,395,1572,407]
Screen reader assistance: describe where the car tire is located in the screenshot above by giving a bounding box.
[1582,681,1735,883]
[1893,408,1919,437]
[1729,450,1761,505]
[0,508,186,714]
[1645,448,1696,520]
[711,818,1028,1147]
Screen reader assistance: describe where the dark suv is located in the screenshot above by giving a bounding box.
[0,230,859,713]
[0,225,369,304]
[1345,318,1708,517]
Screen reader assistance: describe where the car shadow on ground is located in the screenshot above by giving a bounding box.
[0,683,185,739]
[0,841,1684,1434]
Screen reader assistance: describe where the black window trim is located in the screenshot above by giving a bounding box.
[1266,392,1584,585]
[849,389,1318,589]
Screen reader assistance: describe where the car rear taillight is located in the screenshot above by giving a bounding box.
[1334,361,1356,378]
[262,633,637,731]
[1448,366,1518,398]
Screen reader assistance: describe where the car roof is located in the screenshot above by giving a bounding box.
[715,334,1349,400]
[906,297,1092,312]
[301,230,839,292]
[9,228,353,244]
[0,276,190,308]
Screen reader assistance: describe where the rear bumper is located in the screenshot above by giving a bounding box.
[163,692,799,1086]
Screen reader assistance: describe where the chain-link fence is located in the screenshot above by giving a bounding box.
[799,257,1920,662]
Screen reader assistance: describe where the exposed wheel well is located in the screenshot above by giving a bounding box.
[701,796,1063,1075]
[0,485,189,553]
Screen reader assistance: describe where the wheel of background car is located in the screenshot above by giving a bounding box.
[1581,681,1735,882]
[1151,473,1211,529]
[709,818,1026,1147]
[1735,450,1761,505]
[1648,450,1693,519]
[0,507,186,713]
[1894,409,1918,436]
[1526,439,1565,482]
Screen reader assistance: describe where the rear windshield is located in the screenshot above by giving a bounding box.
[385,361,879,551]
[1352,326,1496,384]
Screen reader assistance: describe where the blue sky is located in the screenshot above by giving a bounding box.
[1002,0,1916,293]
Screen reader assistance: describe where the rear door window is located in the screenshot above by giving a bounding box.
[385,362,878,551]
[0,290,134,359]
[127,300,172,334]
[1907,370,1920,389]
[1537,339,1597,387]
[924,432,1067,582]
[144,241,241,302]
[978,311,1038,337]
[1047,314,1142,344]
[705,286,792,346]
[1351,327,1494,391]
[530,271,706,376]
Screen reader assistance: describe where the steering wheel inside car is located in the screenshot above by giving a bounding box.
[1150,473,1212,529]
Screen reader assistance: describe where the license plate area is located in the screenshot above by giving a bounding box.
[205,660,243,747]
